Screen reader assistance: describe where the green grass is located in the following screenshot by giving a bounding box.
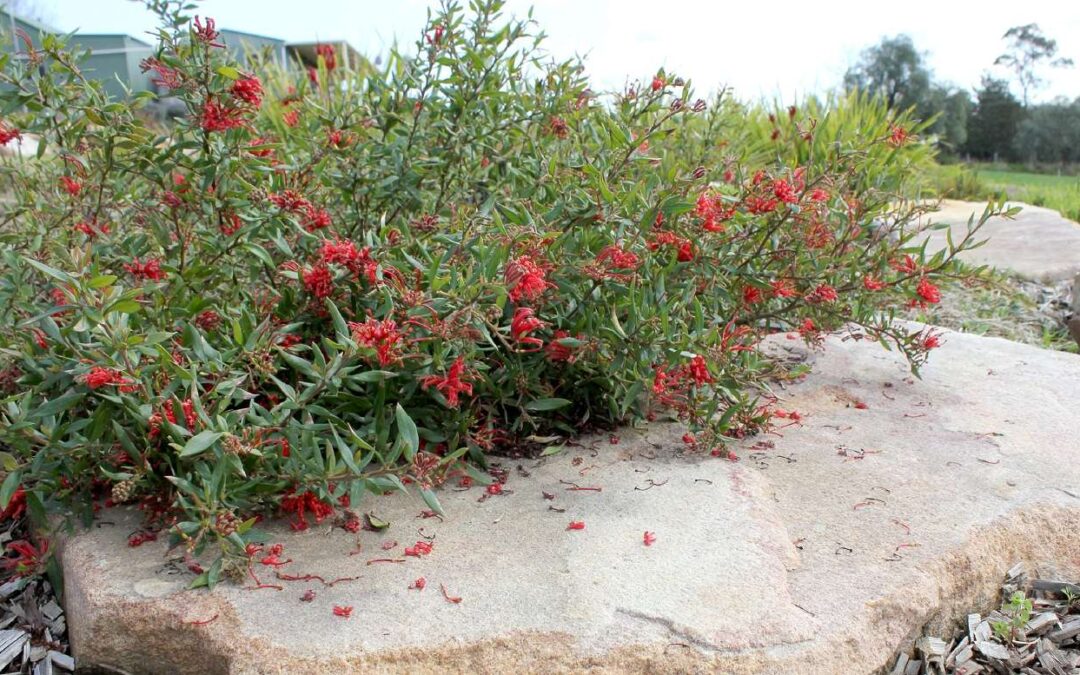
[975,169,1080,221]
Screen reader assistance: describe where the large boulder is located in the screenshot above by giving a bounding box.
[60,327,1080,674]
[919,199,1080,283]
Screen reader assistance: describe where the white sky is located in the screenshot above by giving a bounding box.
[31,0,1080,103]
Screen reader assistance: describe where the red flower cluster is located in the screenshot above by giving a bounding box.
[652,355,712,410]
[546,330,576,363]
[332,605,353,618]
[805,284,838,304]
[648,231,694,262]
[695,191,736,232]
[2,540,47,577]
[140,57,181,89]
[863,275,886,291]
[888,124,909,148]
[193,16,221,46]
[349,317,404,365]
[315,44,337,71]
[505,255,553,303]
[915,278,940,304]
[80,366,134,391]
[595,245,641,271]
[404,540,433,557]
[60,176,82,196]
[566,521,585,530]
[74,219,109,238]
[124,258,166,281]
[195,310,221,331]
[318,238,378,284]
[280,490,334,531]
[200,98,246,133]
[510,307,545,351]
[302,264,334,299]
[420,357,473,408]
[0,121,21,146]
[230,75,263,108]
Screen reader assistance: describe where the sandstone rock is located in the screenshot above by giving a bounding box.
[920,199,1080,282]
[60,327,1080,674]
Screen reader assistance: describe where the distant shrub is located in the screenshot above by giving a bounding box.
[0,0,994,584]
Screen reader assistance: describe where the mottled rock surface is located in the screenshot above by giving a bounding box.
[920,199,1080,282]
[61,328,1080,674]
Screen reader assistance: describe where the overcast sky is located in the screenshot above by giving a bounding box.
[28,0,1080,103]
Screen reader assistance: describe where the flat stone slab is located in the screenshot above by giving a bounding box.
[61,328,1080,674]
[919,199,1080,282]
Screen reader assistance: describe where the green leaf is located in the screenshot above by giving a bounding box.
[215,65,240,80]
[106,299,142,315]
[419,488,444,517]
[87,275,118,289]
[354,370,397,383]
[525,398,572,412]
[0,471,21,510]
[395,404,419,461]
[364,512,389,530]
[178,430,224,458]
[539,445,566,456]
[30,391,83,420]
[23,257,75,284]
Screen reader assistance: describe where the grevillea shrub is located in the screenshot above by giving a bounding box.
[0,0,1002,584]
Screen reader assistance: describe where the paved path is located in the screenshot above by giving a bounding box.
[920,200,1080,282]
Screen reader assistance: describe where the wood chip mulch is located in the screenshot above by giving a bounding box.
[0,518,71,675]
[891,563,1080,675]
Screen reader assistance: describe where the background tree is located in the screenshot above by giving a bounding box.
[994,23,1074,107]
[964,76,1025,161]
[1012,99,1080,165]
[844,35,968,152]
[844,35,931,110]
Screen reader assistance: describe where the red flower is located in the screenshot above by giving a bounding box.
[195,310,221,331]
[349,317,404,366]
[566,521,585,530]
[687,355,712,385]
[596,245,641,271]
[410,577,427,590]
[230,75,263,107]
[650,76,665,91]
[742,285,763,305]
[769,279,797,298]
[80,366,133,390]
[643,531,656,546]
[140,57,181,89]
[863,275,886,291]
[192,16,221,46]
[124,258,166,281]
[806,284,838,303]
[915,278,940,304]
[921,332,942,350]
[772,179,798,204]
[1,488,26,521]
[0,121,21,145]
[485,483,503,496]
[315,43,337,71]
[280,490,333,531]
[744,196,777,214]
[809,188,829,202]
[510,307,545,351]
[2,540,47,578]
[892,254,919,274]
[547,116,569,139]
[74,219,109,238]
[283,109,300,127]
[269,190,312,213]
[546,330,576,363]
[200,98,246,133]
[676,241,695,262]
[887,124,909,147]
[302,264,334,299]
[404,541,433,557]
[60,176,82,196]
[332,605,353,618]
[302,206,331,232]
[797,318,818,338]
[505,255,553,303]
[420,357,474,408]
[307,67,318,85]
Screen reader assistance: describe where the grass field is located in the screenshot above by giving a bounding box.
[975,169,1080,221]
